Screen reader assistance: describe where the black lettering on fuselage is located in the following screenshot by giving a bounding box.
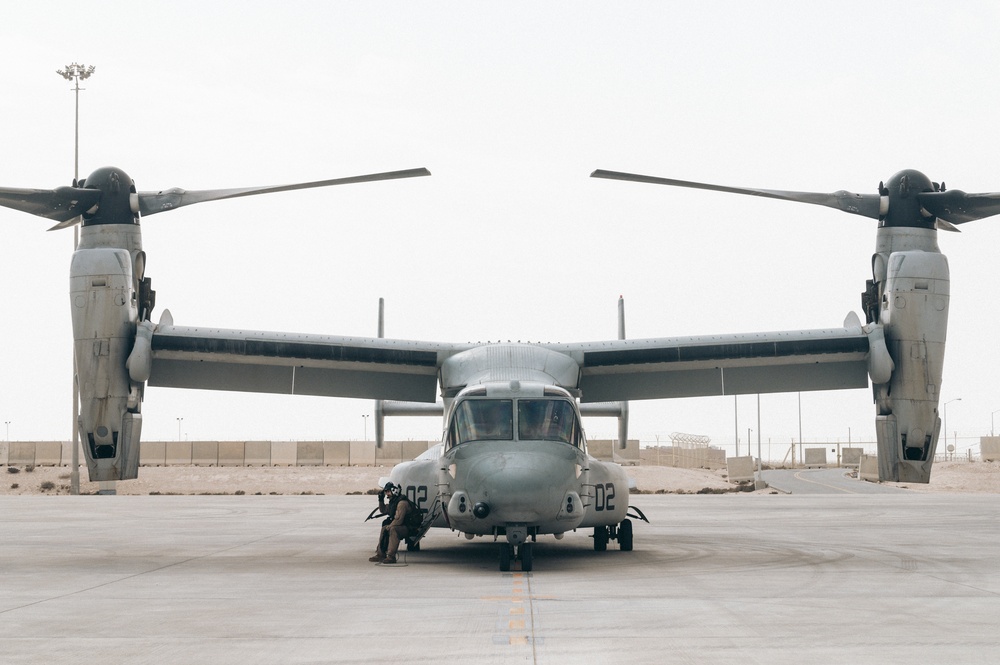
[593,482,616,511]
[405,484,429,509]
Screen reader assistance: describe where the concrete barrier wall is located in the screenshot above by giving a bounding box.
[192,441,219,466]
[726,456,755,483]
[245,441,271,466]
[34,442,62,466]
[638,445,726,470]
[587,439,641,464]
[375,440,403,466]
[324,441,351,466]
[859,454,880,482]
[9,442,35,466]
[841,447,863,467]
[271,441,297,466]
[166,441,193,466]
[296,442,324,466]
[140,440,166,466]
[0,439,557,468]
[218,441,245,466]
[804,448,828,467]
[350,441,376,466]
[61,442,75,466]
[982,437,1000,462]
[402,440,431,461]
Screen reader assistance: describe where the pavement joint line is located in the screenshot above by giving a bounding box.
[486,570,545,658]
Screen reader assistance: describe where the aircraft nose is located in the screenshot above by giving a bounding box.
[461,449,571,522]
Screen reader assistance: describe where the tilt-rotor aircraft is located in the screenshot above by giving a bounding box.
[4,164,996,571]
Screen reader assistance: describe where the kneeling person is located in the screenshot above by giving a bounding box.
[369,482,416,564]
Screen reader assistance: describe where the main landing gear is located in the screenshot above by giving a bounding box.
[593,519,634,552]
[498,542,534,572]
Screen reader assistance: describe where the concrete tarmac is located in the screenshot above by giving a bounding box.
[2,494,999,664]
[762,468,908,494]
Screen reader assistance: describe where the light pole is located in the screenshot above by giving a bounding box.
[991,409,1000,438]
[176,418,184,442]
[797,392,803,468]
[362,414,369,442]
[4,421,9,442]
[943,398,962,460]
[56,63,95,185]
[733,395,738,458]
[57,62,95,496]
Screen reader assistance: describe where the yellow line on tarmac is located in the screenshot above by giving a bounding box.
[793,469,857,494]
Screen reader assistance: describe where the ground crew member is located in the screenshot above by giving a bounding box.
[369,482,414,564]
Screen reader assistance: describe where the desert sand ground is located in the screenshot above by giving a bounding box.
[2,460,997,496]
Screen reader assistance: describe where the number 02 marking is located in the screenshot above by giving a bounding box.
[405,484,428,509]
[594,482,616,511]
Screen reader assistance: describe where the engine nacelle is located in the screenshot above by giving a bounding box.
[70,247,143,481]
[874,248,949,483]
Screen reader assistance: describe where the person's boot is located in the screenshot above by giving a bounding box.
[382,555,397,564]
[369,552,385,562]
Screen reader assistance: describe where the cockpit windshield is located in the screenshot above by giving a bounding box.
[518,399,580,445]
[448,399,513,445]
[446,397,582,448]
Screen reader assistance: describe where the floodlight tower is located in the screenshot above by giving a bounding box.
[57,63,95,185]
[57,62,95,495]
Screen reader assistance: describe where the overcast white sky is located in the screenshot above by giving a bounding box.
[2,2,999,458]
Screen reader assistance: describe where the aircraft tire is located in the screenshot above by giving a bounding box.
[499,544,512,572]
[406,540,420,552]
[594,526,609,552]
[520,543,533,572]
[618,519,633,551]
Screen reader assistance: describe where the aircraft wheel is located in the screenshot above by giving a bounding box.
[499,544,512,572]
[618,519,633,551]
[593,526,609,551]
[519,543,533,572]
[406,540,421,552]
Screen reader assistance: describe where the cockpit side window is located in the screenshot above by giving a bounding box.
[447,399,513,446]
[517,399,580,446]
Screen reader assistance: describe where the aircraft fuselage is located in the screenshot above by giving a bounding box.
[388,380,631,553]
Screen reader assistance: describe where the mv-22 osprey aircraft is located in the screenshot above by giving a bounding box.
[3,163,997,570]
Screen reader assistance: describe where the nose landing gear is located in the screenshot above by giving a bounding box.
[498,542,534,572]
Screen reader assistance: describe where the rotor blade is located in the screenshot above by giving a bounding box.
[0,186,101,223]
[591,169,883,220]
[917,190,1000,225]
[137,168,431,217]
[47,215,84,232]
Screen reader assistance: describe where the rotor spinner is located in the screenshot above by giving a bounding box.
[879,169,942,230]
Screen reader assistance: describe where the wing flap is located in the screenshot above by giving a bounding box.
[566,327,870,402]
[149,325,445,402]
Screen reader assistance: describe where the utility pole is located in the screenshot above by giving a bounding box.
[57,63,95,496]
[944,398,962,461]
[797,392,802,468]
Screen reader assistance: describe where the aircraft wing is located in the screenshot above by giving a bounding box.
[553,325,875,403]
[148,321,460,402]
